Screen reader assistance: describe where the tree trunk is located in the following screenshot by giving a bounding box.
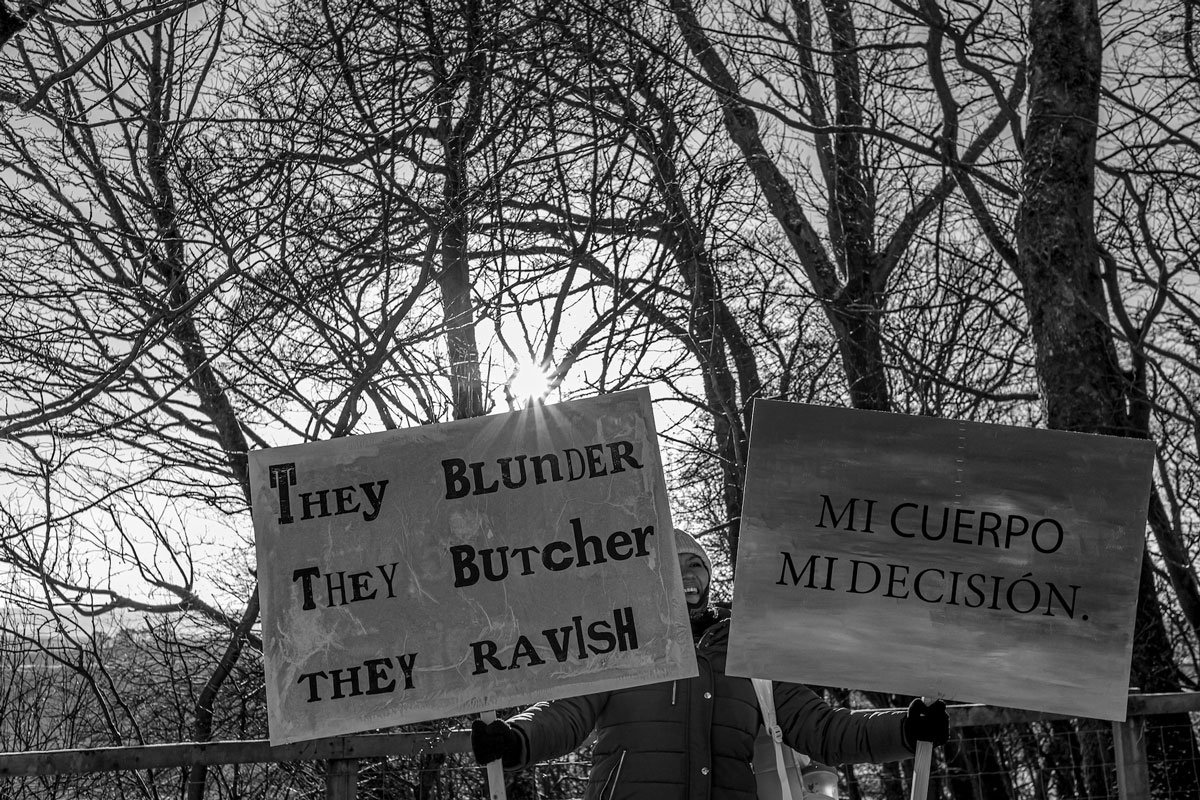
[645,121,755,567]
[142,32,259,797]
[1013,0,1123,435]
[436,0,489,424]
[669,0,889,412]
[1016,1,1199,796]
[440,205,487,422]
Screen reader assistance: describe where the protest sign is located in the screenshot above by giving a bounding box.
[727,401,1154,721]
[250,388,696,745]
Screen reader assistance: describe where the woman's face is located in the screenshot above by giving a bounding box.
[678,553,710,606]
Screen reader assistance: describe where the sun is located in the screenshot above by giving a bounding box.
[508,360,552,402]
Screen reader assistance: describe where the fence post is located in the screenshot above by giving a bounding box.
[326,757,358,800]
[1112,716,1149,800]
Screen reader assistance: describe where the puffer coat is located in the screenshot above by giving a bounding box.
[507,607,912,800]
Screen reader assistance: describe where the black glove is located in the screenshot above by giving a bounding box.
[471,719,524,768]
[902,698,949,749]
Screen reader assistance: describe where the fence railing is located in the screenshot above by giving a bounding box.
[3,692,1199,799]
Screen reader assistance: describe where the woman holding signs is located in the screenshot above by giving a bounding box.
[472,529,949,799]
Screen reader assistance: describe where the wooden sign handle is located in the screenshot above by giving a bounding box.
[480,710,508,800]
[908,695,937,800]
[910,740,933,800]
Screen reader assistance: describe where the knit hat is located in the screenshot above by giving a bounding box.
[675,528,714,625]
[674,529,711,576]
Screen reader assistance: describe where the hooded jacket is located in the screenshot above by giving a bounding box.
[507,607,912,800]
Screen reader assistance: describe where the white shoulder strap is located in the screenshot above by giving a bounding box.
[752,678,796,800]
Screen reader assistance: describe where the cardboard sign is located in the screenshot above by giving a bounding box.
[727,401,1154,721]
[251,388,696,744]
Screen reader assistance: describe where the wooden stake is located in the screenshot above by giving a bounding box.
[481,711,508,800]
[908,695,938,800]
[910,740,932,800]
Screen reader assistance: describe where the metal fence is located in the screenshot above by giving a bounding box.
[2,693,1199,799]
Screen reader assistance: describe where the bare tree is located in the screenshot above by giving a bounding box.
[2,0,1200,797]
